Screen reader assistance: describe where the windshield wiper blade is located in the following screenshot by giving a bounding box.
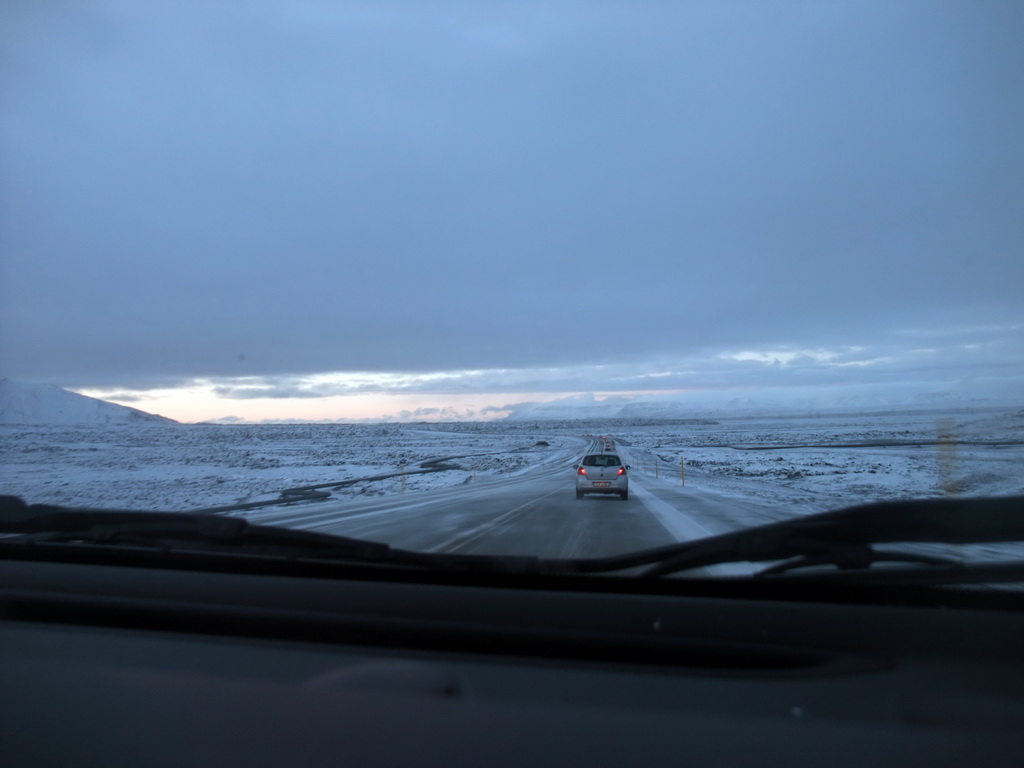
[3,495,1023,582]
[0,496,545,574]
[627,495,1024,579]
[0,496,419,565]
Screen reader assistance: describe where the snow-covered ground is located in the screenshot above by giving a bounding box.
[0,423,584,511]
[615,407,1024,519]
[2,407,1022,517]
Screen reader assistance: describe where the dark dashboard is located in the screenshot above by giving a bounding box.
[3,553,1023,767]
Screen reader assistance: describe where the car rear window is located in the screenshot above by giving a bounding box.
[582,455,621,467]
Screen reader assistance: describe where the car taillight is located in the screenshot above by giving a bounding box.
[617,467,626,476]
[577,467,586,475]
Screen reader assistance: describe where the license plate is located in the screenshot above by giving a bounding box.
[593,482,611,487]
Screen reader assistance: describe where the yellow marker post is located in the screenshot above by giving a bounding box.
[681,459,686,487]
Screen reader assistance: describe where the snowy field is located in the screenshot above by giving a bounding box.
[0,423,583,511]
[617,407,1024,518]
[2,407,1022,517]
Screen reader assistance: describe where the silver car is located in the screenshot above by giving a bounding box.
[575,454,629,500]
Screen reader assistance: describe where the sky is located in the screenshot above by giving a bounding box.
[2,1,1022,423]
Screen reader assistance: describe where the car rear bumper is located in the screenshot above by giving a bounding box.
[576,481,628,495]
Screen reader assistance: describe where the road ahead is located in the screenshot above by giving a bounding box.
[241,439,784,564]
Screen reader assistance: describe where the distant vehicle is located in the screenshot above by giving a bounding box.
[576,454,629,500]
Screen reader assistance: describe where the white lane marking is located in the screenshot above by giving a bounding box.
[249,463,579,531]
[628,481,713,541]
[249,494,453,530]
[629,480,760,577]
[267,474,569,531]
[426,487,564,553]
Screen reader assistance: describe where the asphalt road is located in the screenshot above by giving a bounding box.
[242,439,784,566]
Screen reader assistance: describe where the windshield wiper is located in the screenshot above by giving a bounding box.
[2,495,1023,582]
[0,496,542,574]
[574,495,1024,581]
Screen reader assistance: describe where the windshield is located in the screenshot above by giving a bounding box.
[1,2,1022,573]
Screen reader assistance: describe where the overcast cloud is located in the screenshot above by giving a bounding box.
[2,1,1022,420]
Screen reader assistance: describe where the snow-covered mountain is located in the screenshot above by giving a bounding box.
[0,380,176,425]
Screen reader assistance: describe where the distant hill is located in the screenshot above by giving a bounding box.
[0,379,177,425]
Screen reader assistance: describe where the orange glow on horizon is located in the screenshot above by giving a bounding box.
[88,389,589,424]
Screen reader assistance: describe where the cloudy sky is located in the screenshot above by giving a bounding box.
[2,1,1022,422]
